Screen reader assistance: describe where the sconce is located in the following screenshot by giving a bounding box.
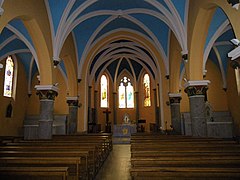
[228,39,240,60]
[227,0,240,10]
[230,38,240,46]
[182,54,188,63]
[53,57,60,68]
[0,63,3,71]
[230,59,240,69]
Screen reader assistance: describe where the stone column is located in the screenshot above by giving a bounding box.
[184,80,210,137]
[94,90,98,124]
[169,93,182,134]
[35,85,58,139]
[157,84,162,128]
[135,91,139,123]
[88,86,92,124]
[66,97,78,134]
[153,89,159,130]
[113,92,117,124]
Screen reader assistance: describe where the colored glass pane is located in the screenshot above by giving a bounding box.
[143,74,151,106]
[3,56,14,97]
[100,75,108,107]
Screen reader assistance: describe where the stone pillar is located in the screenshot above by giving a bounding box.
[88,86,92,123]
[35,85,58,139]
[135,92,139,123]
[113,92,117,124]
[169,93,182,134]
[157,84,162,128]
[184,80,210,137]
[153,89,159,129]
[66,97,78,134]
[94,90,98,124]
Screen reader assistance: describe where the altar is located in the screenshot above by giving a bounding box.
[113,124,137,137]
[112,113,137,144]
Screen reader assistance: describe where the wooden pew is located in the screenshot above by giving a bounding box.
[0,157,80,180]
[130,134,240,179]
[0,149,90,179]
[130,167,240,179]
[53,134,113,153]
[131,151,240,158]
[0,166,69,180]
[0,134,112,179]
[131,157,240,167]
[4,142,103,174]
[16,137,111,161]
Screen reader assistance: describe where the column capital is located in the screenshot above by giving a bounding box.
[184,80,210,89]
[168,93,182,104]
[184,80,210,97]
[168,93,182,98]
[66,96,79,106]
[35,85,58,100]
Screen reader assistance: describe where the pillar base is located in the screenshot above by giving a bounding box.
[38,120,53,139]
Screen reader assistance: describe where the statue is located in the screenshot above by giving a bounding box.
[123,113,130,124]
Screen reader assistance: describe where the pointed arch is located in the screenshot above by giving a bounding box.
[0,0,53,84]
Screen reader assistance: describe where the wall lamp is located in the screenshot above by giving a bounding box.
[0,63,3,71]
[228,38,240,60]
[227,0,240,10]
[182,54,188,63]
[53,57,60,68]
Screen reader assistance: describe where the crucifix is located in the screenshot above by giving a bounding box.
[103,108,111,133]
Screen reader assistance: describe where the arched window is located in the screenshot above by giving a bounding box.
[118,76,134,108]
[3,56,14,97]
[100,75,108,108]
[143,73,151,107]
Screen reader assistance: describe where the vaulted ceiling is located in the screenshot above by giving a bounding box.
[0,0,236,91]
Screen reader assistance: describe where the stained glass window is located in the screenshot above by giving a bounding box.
[119,83,125,108]
[118,76,134,108]
[143,73,151,106]
[3,56,14,97]
[100,75,108,107]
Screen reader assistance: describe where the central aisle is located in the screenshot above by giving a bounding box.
[94,144,131,180]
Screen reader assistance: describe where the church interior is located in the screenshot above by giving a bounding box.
[0,0,240,179]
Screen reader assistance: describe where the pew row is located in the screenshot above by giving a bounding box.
[130,134,240,179]
[0,166,69,180]
[0,133,112,180]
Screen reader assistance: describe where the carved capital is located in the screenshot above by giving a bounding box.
[169,93,182,104]
[169,96,182,104]
[67,100,79,106]
[35,85,58,100]
[66,96,79,106]
[184,85,208,97]
[36,90,58,100]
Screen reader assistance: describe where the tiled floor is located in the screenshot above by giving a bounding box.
[94,144,131,180]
